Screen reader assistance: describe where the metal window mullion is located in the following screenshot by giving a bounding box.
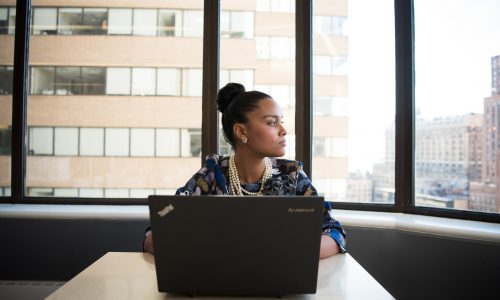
[394,0,415,213]
[295,0,313,177]
[201,0,220,164]
[11,0,31,200]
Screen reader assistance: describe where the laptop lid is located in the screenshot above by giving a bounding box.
[148,195,324,297]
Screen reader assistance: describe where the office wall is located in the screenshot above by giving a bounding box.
[0,218,499,300]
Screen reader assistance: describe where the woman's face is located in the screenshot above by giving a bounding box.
[238,97,287,157]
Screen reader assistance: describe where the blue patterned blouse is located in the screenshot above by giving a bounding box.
[175,154,346,252]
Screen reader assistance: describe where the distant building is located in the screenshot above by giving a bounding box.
[346,172,373,203]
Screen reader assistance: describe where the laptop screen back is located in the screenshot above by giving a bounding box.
[148,195,324,297]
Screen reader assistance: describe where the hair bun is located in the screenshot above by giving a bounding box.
[217,82,245,113]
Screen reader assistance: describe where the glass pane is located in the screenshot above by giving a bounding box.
[54,127,79,156]
[82,8,107,35]
[130,128,155,157]
[0,5,13,195]
[313,0,395,203]
[33,8,57,35]
[415,0,500,213]
[158,10,181,37]
[108,8,132,35]
[58,8,83,35]
[28,0,203,199]
[133,9,157,36]
[80,128,104,156]
[220,0,294,160]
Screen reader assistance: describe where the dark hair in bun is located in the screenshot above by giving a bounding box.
[217,82,271,148]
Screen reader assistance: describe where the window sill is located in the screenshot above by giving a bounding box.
[0,204,499,243]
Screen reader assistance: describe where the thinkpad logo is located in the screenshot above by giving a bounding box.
[158,204,175,217]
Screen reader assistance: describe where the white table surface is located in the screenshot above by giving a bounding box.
[46,252,394,300]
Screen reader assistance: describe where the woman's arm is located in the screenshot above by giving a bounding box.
[320,234,340,259]
[143,230,154,254]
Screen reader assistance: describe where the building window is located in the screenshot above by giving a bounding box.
[32,8,58,35]
[256,37,295,59]
[55,67,80,95]
[133,9,157,36]
[221,11,254,39]
[157,68,181,96]
[158,9,182,36]
[0,7,16,34]
[314,96,349,116]
[156,129,180,157]
[54,127,79,156]
[30,67,56,95]
[131,68,156,96]
[29,127,53,155]
[81,67,105,94]
[58,8,83,35]
[182,69,202,97]
[0,127,11,155]
[183,10,203,37]
[181,129,201,157]
[108,8,132,35]
[106,68,131,95]
[105,128,129,156]
[82,8,107,35]
[80,128,104,156]
[314,16,347,36]
[130,128,155,157]
[0,66,13,95]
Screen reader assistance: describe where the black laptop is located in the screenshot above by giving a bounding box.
[148,195,324,297]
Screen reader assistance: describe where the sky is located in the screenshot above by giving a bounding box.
[345,0,500,173]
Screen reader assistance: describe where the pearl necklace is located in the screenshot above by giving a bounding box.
[228,154,272,196]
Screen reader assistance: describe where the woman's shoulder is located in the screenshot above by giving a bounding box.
[204,154,230,168]
[271,157,303,176]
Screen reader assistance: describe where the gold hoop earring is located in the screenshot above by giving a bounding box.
[242,136,248,144]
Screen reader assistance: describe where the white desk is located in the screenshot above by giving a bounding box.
[46,252,394,300]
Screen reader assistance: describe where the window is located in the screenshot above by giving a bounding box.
[183,10,203,37]
[32,8,57,35]
[29,127,53,155]
[182,69,202,97]
[156,129,180,157]
[30,67,55,95]
[312,0,394,203]
[0,7,10,34]
[181,129,201,157]
[221,11,254,39]
[81,67,105,94]
[0,127,11,155]
[82,8,107,35]
[55,67,80,95]
[108,8,132,35]
[106,68,131,95]
[80,128,104,156]
[158,9,182,36]
[0,66,13,94]
[314,15,347,36]
[415,0,500,213]
[130,128,155,157]
[58,8,83,35]
[157,68,181,96]
[133,9,157,36]
[105,128,129,156]
[54,127,78,156]
[131,68,156,96]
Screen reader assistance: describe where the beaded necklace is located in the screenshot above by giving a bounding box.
[228,154,272,196]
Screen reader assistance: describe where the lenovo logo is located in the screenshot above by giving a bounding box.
[158,204,175,217]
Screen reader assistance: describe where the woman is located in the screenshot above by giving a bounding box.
[144,82,346,259]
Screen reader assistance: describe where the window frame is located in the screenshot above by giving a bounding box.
[4,0,500,224]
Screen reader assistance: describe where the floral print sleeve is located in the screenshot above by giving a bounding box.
[295,164,347,253]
